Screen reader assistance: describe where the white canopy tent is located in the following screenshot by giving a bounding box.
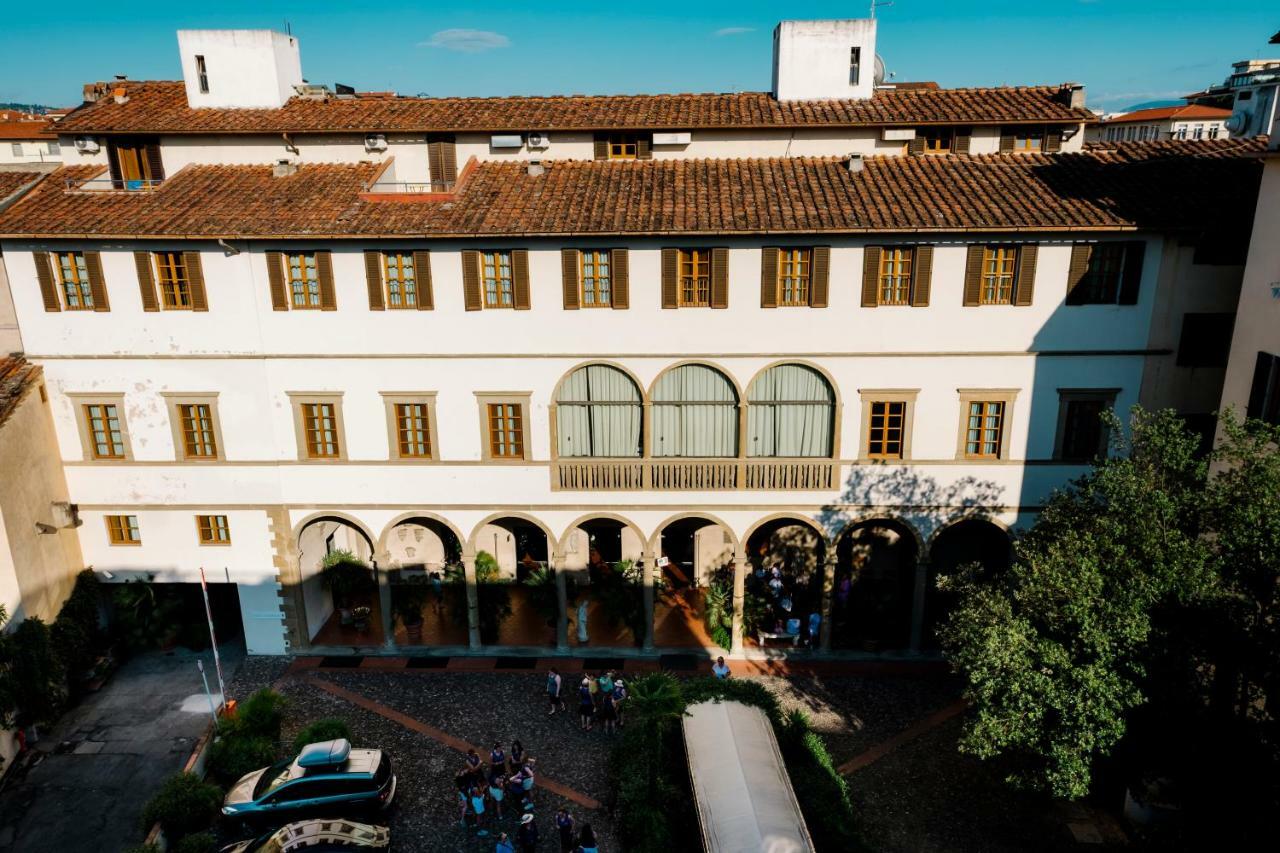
[682,700,815,853]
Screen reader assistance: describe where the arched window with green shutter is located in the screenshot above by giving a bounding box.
[651,364,739,457]
[555,364,642,457]
[747,364,835,457]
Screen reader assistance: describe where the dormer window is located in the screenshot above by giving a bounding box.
[593,132,652,161]
[196,55,209,94]
[107,137,164,190]
[850,46,861,86]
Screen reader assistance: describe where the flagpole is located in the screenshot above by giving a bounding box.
[199,567,228,712]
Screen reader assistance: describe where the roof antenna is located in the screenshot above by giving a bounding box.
[870,1,894,18]
[284,20,292,36]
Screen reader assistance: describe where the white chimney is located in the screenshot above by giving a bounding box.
[772,19,878,102]
[177,29,303,109]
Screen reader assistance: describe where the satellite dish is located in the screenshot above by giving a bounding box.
[873,54,887,87]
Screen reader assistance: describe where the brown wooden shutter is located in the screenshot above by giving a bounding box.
[413,250,434,310]
[106,144,122,187]
[134,251,158,312]
[1065,243,1092,305]
[710,247,729,309]
[661,248,679,308]
[84,251,109,312]
[636,135,652,160]
[144,142,165,181]
[33,251,59,312]
[999,133,1016,153]
[266,251,288,310]
[1013,244,1038,306]
[512,249,531,310]
[954,133,972,154]
[861,246,882,307]
[810,246,831,308]
[963,245,985,306]
[1043,129,1062,153]
[428,136,457,185]
[461,251,482,311]
[1118,241,1144,305]
[610,248,629,309]
[759,247,779,308]
[316,251,336,311]
[593,135,609,161]
[184,251,208,312]
[907,136,925,155]
[561,248,580,310]
[363,250,385,310]
[910,245,933,307]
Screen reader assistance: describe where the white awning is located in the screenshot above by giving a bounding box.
[682,700,815,853]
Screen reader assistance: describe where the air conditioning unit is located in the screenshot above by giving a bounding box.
[490,134,523,149]
[73,136,100,153]
[526,131,550,150]
[364,133,388,152]
[1224,111,1250,134]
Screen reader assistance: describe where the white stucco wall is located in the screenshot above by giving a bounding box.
[773,19,877,102]
[0,140,60,165]
[177,30,303,110]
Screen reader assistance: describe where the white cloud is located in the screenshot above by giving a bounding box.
[419,29,511,53]
[713,27,754,37]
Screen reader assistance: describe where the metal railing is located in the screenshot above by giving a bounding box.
[64,177,163,192]
[363,179,455,194]
[552,459,839,491]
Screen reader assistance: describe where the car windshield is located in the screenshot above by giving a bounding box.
[252,758,296,799]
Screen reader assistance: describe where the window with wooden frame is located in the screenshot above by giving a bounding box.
[55,252,94,310]
[1247,352,1280,426]
[286,252,321,309]
[1012,128,1044,151]
[106,514,141,545]
[918,126,954,153]
[776,248,812,306]
[1066,242,1144,306]
[83,402,126,459]
[979,246,1018,304]
[196,514,231,545]
[607,133,640,159]
[580,250,612,307]
[487,403,524,459]
[395,402,432,458]
[678,249,712,307]
[195,55,209,94]
[178,403,218,458]
[108,138,163,190]
[964,401,1006,458]
[879,248,914,305]
[1054,391,1117,462]
[482,251,514,308]
[384,252,418,308]
[867,401,907,458]
[154,251,191,309]
[301,401,340,458]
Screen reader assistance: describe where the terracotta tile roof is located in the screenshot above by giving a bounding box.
[0,139,1263,239]
[0,170,46,200]
[0,117,56,140]
[0,358,41,430]
[1101,104,1232,123]
[53,80,1094,134]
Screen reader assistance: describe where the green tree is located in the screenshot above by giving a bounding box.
[941,408,1215,798]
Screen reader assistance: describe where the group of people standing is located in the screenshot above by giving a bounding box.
[546,667,628,735]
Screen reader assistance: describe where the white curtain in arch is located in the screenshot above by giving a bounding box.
[652,364,739,457]
[555,365,642,457]
[747,364,834,457]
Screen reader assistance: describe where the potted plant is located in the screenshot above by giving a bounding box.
[351,606,372,633]
[393,574,431,643]
[320,550,375,626]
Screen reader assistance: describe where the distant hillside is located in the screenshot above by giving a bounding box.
[1122,99,1184,112]
[0,102,56,115]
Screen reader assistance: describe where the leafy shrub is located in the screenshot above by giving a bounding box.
[172,832,217,853]
[292,718,353,753]
[473,550,501,582]
[703,582,732,649]
[206,733,276,787]
[4,616,66,727]
[234,688,287,740]
[140,773,222,841]
[778,709,864,852]
[53,570,105,679]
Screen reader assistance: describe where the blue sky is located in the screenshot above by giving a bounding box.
[1,1,1275,111]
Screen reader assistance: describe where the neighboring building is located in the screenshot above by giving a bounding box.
[0,356,84,767]
[0,22,1265,659]
[0,112,60,165]
[1218,129,1280,428]
[1185,58,1280,139]
[1089,104,1232,143]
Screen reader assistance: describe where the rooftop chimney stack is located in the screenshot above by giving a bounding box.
[177,29,304,109]
[772,19,878,102]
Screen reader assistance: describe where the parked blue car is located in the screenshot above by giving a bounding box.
[221,739,396,827]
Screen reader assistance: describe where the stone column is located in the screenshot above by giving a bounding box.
[375,552,395,651]
[462,548,480,650]
[909,558,929,653]
[552,551,569,651]
[730,547,748,656]
[819,548,838,653]
[642,551,656,651]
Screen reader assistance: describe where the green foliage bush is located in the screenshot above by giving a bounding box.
[206,733,276,787]
[140,773,222,842]
[53,570,104,680]
[2,616,66,728]
[292,718,353,753]
[234,688,287,740]
[703,582,732,649]
[172,832,217,853]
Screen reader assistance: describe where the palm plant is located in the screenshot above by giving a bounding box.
[704,581,733,649]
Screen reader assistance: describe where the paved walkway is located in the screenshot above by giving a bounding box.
[0,647,240,853]
[836,698,968,775]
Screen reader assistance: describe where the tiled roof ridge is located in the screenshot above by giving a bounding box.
[0,357,40,431]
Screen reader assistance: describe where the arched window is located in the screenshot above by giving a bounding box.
[747,364,834,457]
[652,364,738,457]
[555,364,642,457]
